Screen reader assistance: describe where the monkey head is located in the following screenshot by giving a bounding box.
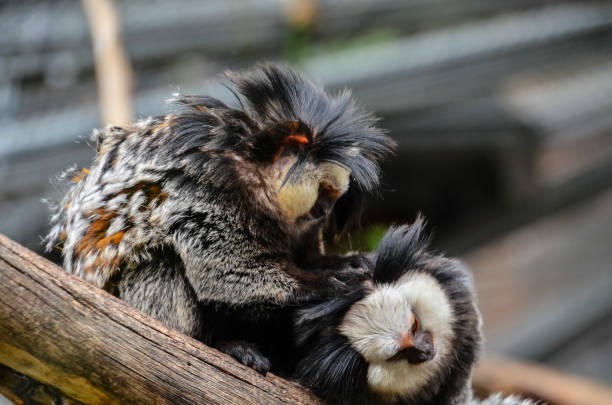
[292,218,483,405]
[175,64,395,236]
[339,269,453,398]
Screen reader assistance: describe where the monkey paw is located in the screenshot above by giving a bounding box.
[343,253,371,273]
[328,259,371,291]
[217,340,271,375]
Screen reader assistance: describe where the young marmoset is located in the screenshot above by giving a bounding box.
[45,64,394,373]
[292,218,483,405]
[292,219,538,405]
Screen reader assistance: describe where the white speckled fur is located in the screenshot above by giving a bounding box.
[474,394,537,405]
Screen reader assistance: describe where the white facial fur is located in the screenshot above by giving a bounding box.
[273,158,350,221]
[339,272,454,397]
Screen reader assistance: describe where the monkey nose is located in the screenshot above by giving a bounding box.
[390,331,436,364]
[402,345,436,364]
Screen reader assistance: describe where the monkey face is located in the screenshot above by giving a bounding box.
[339,272,454,397]
[272,158,350,225]
[293,221,481,405]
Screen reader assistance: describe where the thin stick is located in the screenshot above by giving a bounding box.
[81,0,133,127]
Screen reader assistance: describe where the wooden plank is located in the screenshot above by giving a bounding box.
[474,356,612,405]
[0,364,83,405]
[544,310,612,384]
[0,232,321,405]
[0,0,565,78]
[464,186,612,359]
[6,3,612,158]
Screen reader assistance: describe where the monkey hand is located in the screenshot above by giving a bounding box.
[340,253,372,275]
[216,340,271,375]
[326,257,370,292]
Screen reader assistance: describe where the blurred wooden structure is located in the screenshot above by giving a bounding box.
[2,232,612,405]
[81,0,133,126]
[3,1,612,250]
[1,0,611,389]
[473,356,612,405]
[465,186,612,378]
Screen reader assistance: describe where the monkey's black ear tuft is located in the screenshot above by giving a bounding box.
[253,120,313,163]
[294,289,366,347]
[293,335,368,405]
[371,216,431,284]
[171,94,230,111]
[293,286,369,404]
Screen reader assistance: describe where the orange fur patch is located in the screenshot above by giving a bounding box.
[284,134,309,145]
[75,208,117,257]
[152,117,174,133]
[272,121,312,162]
[95,231,125,250]
[72,168,90,183]
[75,182,167,265]
[117,182,168,207]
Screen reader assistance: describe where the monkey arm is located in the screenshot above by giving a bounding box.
[170,218,363,307]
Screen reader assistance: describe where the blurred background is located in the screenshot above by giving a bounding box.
[0,0,611,402]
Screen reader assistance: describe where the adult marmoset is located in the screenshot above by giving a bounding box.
[45,64,394,373]
[292,218,483,404]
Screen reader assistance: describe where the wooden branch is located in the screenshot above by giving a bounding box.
[81,0,133,127]
[2,231,611,405]
[0,364,83,405]
[473,356,612,405]
[0,232,321,405]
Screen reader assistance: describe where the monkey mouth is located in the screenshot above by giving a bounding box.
[309,198,334,220]
[295,199,333,225]
[309,204,329,220]
[388,346,436,364]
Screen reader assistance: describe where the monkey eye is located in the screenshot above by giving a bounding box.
[410,314,419,334]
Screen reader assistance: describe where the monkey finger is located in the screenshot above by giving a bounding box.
[217,341,271,375]
[344,254,372,273]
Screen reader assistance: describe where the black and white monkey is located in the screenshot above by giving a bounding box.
[45,64,394,373]
[292,219,535,405]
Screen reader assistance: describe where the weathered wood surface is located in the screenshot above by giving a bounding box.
[0,232,321,405]
[474,356,612,405]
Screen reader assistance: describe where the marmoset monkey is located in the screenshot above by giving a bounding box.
[292,218,487,404]
[46,64,394,373]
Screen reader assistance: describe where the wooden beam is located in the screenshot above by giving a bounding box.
[0,364,83,405]
[0,232,321,405]
[474,356,612,405]
[2,231,612,405]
